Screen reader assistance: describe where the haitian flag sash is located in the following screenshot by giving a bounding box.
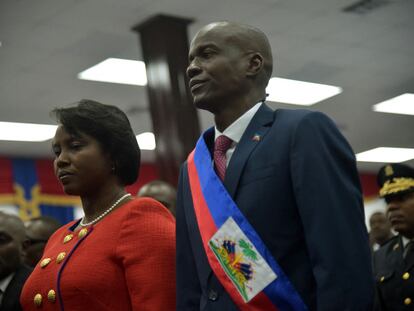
[187,131,308,311]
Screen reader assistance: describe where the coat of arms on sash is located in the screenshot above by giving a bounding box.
[209,217,277,302]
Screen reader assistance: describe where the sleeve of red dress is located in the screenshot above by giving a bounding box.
[116,198,176,311]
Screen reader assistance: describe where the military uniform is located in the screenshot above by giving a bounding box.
[373,235,414,310]
[373,163,414,310]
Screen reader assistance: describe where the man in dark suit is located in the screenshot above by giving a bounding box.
[373,163,414,310]
[0,212,32,311]
[176,21,373,310]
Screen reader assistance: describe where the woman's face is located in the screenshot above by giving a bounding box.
[52,125,113,196]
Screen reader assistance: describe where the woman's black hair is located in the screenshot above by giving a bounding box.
[51,99,140,185]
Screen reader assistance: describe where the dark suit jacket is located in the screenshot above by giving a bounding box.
[0,265,31,311]
[176,104,374,310]
[373,235,414,311]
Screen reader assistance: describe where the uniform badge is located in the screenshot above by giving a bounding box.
[385,165,394,176]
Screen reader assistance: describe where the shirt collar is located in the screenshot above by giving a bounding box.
[402,235,411,248]
[214,102,263,143]
[0,273,15,293]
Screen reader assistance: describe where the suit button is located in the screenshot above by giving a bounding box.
[47,289,56,303]
[56,252,66,264]
[405,297,412,305]
[78,228,88,238]
[40,258,51,268]
[63,234,73,244]
[34,293,42,307]
[208,289,218,301]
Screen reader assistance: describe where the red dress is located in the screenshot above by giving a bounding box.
[21,197,176,311]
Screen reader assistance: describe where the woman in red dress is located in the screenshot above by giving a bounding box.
[21,100,175,311]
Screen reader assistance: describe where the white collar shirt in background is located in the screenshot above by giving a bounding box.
[0,273,14,305]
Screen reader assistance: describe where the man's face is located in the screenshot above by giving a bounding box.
[187,25,248,112]
[24,221,51,267]
[386,192,414,238]
[369,212,392,243]
[0,219,23,279]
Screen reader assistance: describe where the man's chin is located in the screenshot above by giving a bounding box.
[193,97,213,112]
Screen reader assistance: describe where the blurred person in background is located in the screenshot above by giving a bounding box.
[138,180,177,217]
[369,211,394,251]
[373,163,414,310]
[21,100,175,311]
[0,212,32,311]
[24,216,61,267]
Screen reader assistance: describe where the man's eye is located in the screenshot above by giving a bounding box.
[0,233,12,244]
[202,50,215,58]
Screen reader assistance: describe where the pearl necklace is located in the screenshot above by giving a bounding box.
[80,193,131,226]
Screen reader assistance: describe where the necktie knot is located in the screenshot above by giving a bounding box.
[214,135,233,181]
[214,135,233,153]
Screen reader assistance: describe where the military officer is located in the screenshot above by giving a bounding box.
[373,163,414,310]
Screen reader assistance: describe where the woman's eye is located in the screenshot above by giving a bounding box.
[52,147,60,156]
[70,142,83,150]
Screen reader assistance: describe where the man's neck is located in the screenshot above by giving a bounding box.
[214,101,259,132]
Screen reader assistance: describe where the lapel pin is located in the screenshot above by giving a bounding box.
[252,134,261,142]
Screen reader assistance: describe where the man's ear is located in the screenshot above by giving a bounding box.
[246,53,264,77]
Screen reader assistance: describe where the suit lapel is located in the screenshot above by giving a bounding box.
[1,265,31,311]
[224,104,274,198]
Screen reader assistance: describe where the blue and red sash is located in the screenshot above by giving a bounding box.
[187,131,308,311]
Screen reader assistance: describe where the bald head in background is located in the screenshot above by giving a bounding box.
[369,211,394,250]
[24,216,61,267]
[138,180,177,216]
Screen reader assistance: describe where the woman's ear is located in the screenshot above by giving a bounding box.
[246,52,264,77]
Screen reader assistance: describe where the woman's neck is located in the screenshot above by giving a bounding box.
[80,184,126,223]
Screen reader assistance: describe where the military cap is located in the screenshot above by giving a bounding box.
[377,163,414,197]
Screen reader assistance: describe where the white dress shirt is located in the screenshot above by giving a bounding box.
[214,102,263,166]
[0,273,14,305]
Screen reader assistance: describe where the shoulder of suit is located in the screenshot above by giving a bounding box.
[14,264,32,280]
[375,235,400,256]
[273,107,326,120]
[271,108,333,131]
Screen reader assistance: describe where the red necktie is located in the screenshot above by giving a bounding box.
[214,135,233,181]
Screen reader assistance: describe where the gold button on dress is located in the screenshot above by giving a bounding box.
[34,294,42,307]
[47,289,56,303]
[56,252,66,264]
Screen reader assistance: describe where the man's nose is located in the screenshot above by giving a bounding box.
[186,60,201,79]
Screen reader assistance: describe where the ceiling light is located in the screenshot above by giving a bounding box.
[373,93,414,116]
[266,77,342,106]
[78,58,147,86]
[0,122,57,142]
[356,147,414,163]
[136,132,156,150]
